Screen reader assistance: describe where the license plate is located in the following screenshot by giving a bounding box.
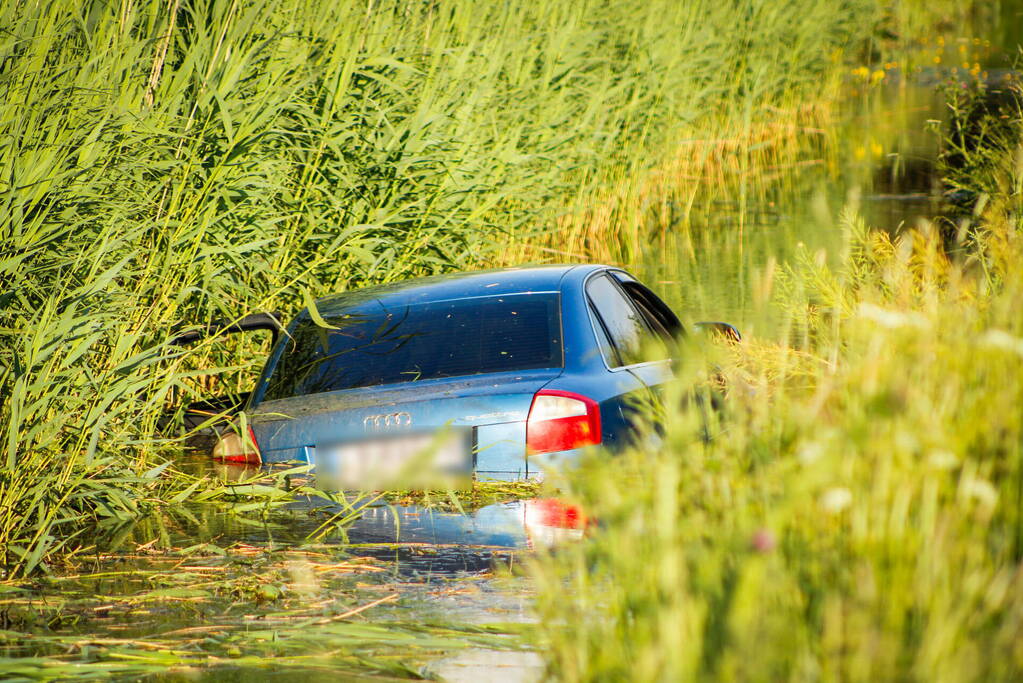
[316,429,472,490]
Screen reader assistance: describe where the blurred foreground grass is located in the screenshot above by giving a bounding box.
[528,76,1023,681]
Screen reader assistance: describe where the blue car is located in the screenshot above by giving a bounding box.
[212,265,732,483]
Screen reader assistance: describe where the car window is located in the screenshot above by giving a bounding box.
[609,272,683,338]
[585,274,652,367]
[624,289,672,338]
[261,294,562,400]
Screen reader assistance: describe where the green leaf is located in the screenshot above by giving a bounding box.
[302,288,339,330]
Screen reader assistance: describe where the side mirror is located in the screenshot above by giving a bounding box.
[693,321,741,342]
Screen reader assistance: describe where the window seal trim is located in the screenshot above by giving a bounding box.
[607,269,684,337]
[584,269,662,372]
[583,270,622,370]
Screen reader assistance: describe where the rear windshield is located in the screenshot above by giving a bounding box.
[261,294,562,401]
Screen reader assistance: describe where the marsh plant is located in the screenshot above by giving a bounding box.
[527,89,1023,681]
[1,0,912,574]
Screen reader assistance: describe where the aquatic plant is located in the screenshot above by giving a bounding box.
[0,541,526,679]
[527,87,1023,681]
[1,0,899,574]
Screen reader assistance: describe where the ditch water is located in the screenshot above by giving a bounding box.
[3,20,1021,683]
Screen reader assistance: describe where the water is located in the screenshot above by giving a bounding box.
[642,22,1021,339]
[0,454,576,679]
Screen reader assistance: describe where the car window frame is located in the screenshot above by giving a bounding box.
[584,270,666,371]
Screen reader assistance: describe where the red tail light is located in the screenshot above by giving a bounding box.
[212,424,262,465]
[526,390,601,454]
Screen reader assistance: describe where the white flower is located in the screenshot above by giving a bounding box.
[797,442,825,464]
[961,477,998,510]
[856,303,929,329]
[927,450,959,470]
[820,487,853,513]
[980,329,1023,357]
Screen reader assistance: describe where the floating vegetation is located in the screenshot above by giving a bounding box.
[0,542,527,680]
[380,481,545,512]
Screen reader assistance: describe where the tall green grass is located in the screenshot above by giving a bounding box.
[1,0,903,574]
[527,76,1023,681]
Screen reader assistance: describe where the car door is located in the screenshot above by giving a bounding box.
[164,312,284,437]
[606,270,679,391]
[584,272,667,441]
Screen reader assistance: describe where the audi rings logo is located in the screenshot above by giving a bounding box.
[363,412,412,430]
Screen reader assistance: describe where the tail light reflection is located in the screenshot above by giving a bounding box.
[523,498,588,549]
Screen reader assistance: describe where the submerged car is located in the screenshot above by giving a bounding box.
[209,265,738,483]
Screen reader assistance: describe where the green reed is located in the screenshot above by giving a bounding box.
[526,71,1023,681]
[1,0,906,574]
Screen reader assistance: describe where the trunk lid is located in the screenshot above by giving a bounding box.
[250,369,559,480]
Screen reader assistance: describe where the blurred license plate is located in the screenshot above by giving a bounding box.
[317,429,471,489]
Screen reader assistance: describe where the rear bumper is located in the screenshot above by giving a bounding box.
[522,447,586,482]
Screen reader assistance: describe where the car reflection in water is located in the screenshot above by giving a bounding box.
[211,462,587,576]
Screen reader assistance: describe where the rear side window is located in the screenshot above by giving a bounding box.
[262,294,562,400]
[609,272,683,338]
[586,274,650,367]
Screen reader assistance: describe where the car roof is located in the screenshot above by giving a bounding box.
[311,264,607,316]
